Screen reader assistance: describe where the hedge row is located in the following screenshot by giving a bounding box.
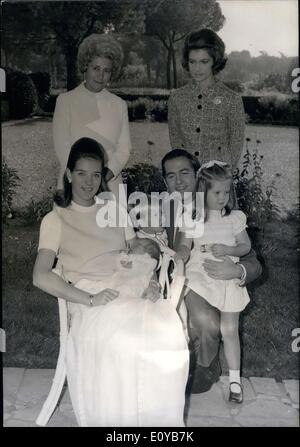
[2,71,52,121]
[2,71,298,126]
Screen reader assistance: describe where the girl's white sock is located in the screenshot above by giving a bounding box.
[229,369,241,393]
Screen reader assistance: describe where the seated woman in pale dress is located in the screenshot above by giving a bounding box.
[33,137,189,427]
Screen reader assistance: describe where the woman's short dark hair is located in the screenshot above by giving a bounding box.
[182,28,227,74]
[54,137,108,208]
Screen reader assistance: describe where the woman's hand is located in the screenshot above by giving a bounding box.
[141,280,161,303]
[92,288,120,306]
[210,244,229,258]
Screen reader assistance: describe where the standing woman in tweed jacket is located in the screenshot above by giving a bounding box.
[168,29,245,169]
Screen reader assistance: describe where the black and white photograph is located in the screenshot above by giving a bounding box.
[2,0,299,429]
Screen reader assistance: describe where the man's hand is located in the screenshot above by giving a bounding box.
[203,256,243,280]
[141,280,161,302]
[210,244,229,258]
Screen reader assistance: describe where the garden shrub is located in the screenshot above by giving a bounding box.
[6,71,38,119]
[2,162,21,222]
[224,80,244,93]
[29,72,51,112]
[122,163,167,198]
[233,138,280,255]
[1,100,10,122]
[22,195,54,224]
[29,72,51,96]
[42,94,58,113]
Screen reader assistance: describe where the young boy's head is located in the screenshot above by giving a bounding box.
[129,238,161,266]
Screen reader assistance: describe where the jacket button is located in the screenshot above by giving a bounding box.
[198,94,202,99]
[196,127,200,133]
[197,104,202,110]
[218,146,221,150]
[194,151,199,156]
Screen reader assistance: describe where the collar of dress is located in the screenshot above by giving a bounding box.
[189,78,219,95]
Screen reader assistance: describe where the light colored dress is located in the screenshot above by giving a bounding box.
[53,83,132,200]
[185,210,250,312]
[38,201,189,427]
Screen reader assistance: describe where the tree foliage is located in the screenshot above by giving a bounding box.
[144,0,225,88]
[2,1,145,90]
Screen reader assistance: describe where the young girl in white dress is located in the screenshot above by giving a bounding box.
[179,160,251,403]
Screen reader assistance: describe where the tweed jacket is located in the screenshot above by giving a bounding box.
[168,79,245,168]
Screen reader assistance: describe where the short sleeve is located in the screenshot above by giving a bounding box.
[38,210,62,253]
[232,210,247,235]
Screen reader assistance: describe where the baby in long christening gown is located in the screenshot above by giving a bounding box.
[75,237,161,299]
[66,236,189,427]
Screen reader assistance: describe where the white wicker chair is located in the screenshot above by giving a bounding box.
[35,256,186,426]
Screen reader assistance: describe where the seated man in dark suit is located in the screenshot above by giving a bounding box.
[161,149,262,393]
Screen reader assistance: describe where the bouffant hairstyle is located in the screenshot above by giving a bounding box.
[54,137,108,208]
[77,34,124,80]
[182,29,227,75]
[196,162,235,220]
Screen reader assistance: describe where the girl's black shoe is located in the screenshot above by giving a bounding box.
[229,382,243,403]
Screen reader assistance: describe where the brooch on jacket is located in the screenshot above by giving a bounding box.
[212,96,223,105]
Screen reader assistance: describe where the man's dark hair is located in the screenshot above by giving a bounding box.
[161,149,200,177]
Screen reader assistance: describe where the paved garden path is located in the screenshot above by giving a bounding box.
[3,368,299,427]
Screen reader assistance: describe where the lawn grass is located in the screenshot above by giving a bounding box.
[3,215,299,379]
[2,120,298,215]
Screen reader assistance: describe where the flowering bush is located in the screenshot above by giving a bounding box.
[2,162,21,222]
[22,195,54,224]
[234,138,280,237]
[122,163,166,198]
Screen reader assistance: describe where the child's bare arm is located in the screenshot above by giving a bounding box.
[211,229,251,258]
[175,231,192,264]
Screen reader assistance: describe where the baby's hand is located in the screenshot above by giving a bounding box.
[211,244,229,258]
[141,280,161,302]
[120,259,132,269]
[92,289,120,306]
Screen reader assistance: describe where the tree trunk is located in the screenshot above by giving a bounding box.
[166,49,172,89]
[172,46,177,89]
[64,45,79,91]
[146,62,151,82]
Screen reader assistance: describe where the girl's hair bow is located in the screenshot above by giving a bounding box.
[197,160,229,176]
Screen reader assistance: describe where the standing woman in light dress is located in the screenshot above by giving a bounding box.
[53,33,131,200]
[168,29,245,169]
